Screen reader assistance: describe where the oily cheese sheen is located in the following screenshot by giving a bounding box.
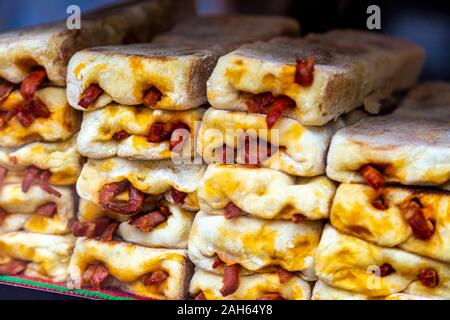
[0,232,74,282]
[330,183,450,263]
[197,108,365,176]
[0,184,74,235]
[198,164,336,220]
[0,135,82,185]
[188,212,322,281]
[315,225,450,299]
[67,238,192,299]
[207,30,424,126]
[77,104,205,160]
[0,88,80,147]
[189,268,311,300]
[76,157,206,211]
[311,281,434,300]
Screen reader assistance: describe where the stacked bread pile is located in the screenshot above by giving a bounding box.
[190,30,425,300]
[0,0,191,286]
[313,82,450,300]
[64,15,299,299]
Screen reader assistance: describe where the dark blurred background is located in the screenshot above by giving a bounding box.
[0,0,449,76]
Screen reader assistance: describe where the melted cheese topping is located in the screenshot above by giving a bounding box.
[77,104,205,160]
[66,47,213,111]
[188,212,322,280]
[311,280,434,300]
[0,136,82,185]
[331,183,450,262]
[0,88,80,147]
[0,232,74,281]
[315,225,450,298]
[76,157,205,211]
[78,199,131,222]
[67,238,190,299]
[189,268,311,300]
[198,108,343,177]
[0,184,74,234]
[199,164,336,220]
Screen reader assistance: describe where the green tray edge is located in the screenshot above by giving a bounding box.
[0,275,135,300]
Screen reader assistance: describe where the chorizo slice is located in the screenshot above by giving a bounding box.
[220,264,240,297]
[295,55,315,86]
[142,270,168,286]
[78,84,103,109]
[170,188,187,205]
[35,203,57,218]
[402,198,435,240]
[224,202,242,220]
[20,68,47,101]
[360,164,385,190]
[142,86,162,108]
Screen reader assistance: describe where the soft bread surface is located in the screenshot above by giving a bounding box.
[188,212,322,281]
[0,135,82,185]
[66,15,299,111]
[0,232,74,282]
[0,184,74,234]
[392,82,450,119]
[315,225,450,298]
[197,108,364,176]
[199,164,336,220]
[326,115,450,187]
[67,238,192,299]
[0,88,80,147]
[0,0,194,86]
[331,184,450,262]
[76,157,206,211]
[327,82,450,187]
[117,201,194,249]
[311,280,434,300]
[207,30,424,126]
[77,104,205,160]
[189,268,311,300]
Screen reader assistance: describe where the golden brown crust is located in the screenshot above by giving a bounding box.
[67,238,192,299]
[0,88,80,147]
[207,30,424,126]
[0,0,195,86]
[315,225,450,298]
[330,183,450,262]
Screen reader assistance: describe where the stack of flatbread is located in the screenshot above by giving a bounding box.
[191,30,425,300]
[0,0,192,285]
[312,82,450,300]
[66,14,299,299]
[1,1,446,301]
